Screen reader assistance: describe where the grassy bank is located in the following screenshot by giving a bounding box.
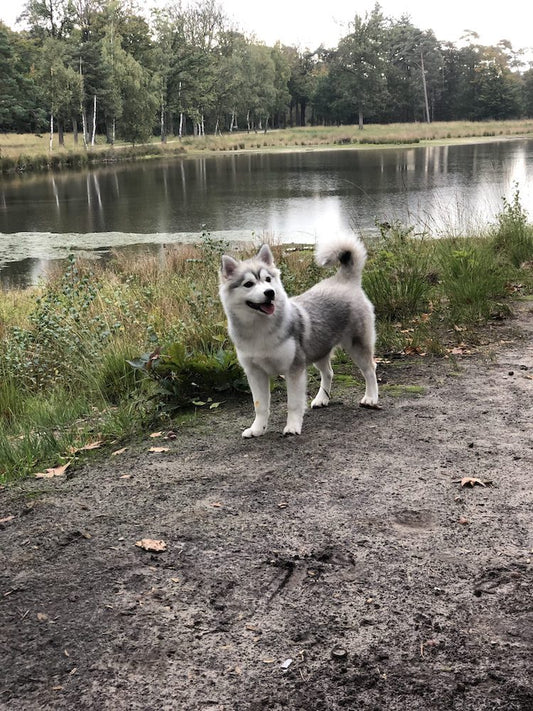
[1,193,532,482]
[2,120,533,173]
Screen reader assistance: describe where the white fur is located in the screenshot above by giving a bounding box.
[219,236,379,437]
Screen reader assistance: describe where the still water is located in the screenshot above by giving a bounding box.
[1,138,532,286]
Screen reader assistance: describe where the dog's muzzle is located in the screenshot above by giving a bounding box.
[246,289,275,315]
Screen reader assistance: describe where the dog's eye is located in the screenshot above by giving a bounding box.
[265,276,271,283]
[243,281,254,288]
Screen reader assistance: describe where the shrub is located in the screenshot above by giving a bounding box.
[437,241,509,324]
[364,223,435,321]
[492,186,533,267]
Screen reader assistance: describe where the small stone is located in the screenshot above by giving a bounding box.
[331,646,348,660]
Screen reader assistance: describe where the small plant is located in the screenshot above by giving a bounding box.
[364,224,435,321]
[493,186,533,267]
[128,343,246,411]
[438,242,509,324]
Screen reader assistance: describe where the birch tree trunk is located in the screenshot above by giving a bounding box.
[160,96,166,142]
[49,111,54,152]
[79,57,88,149]
[420,50,431,123]
[91,95,97,146]
[82,108,88,149]
[179,112,184,139]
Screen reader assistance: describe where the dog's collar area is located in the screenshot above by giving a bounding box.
[246,300,275,315]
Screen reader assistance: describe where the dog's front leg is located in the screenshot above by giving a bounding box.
[242,364,271,438]
[283,368,307,435]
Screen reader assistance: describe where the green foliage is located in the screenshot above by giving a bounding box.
[128,344,245,411]
[493,186,533,267]
[2,0,533,137]
[364,223,435,321]
[437,242,509,324]
[2,255,113,392]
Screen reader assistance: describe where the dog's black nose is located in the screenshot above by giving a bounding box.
[264,289,275,301]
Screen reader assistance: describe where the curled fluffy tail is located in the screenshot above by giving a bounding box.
[315,234,367,284]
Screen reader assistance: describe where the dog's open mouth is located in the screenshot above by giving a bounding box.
[246,300,275,315]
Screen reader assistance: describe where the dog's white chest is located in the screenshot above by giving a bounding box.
[238,338,296,376]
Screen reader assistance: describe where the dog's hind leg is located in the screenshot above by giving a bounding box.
[345,342,379,408]
[310,353,334,408]
[283,367,307,435]
[242,364,271,438]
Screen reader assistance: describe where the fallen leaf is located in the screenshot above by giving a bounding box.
[148,447,170,453]
[37,612,49,622]
[69,440,103,454]
[119,474,132,479]
[149,432,163,438]
[135,538,167,552]
[0,515,15,525]
[211,502,223,508]
[35,462,70,479]
[456,477,488,488]
[112,448,127,457]
[458,517,470,525]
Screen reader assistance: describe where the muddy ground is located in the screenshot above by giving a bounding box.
[1,304,532,711]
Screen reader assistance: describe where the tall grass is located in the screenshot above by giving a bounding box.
[1,198,532,481]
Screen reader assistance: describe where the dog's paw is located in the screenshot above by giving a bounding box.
[311,395,329,408]
[283,425,302,436]
[242,426,266,438]
[359,396,382,410]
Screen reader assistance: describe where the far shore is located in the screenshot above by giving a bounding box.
[2,120,533,174]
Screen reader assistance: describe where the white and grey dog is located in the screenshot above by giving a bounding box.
[219,235,379,438]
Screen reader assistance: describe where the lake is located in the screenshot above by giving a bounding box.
[1,138,533,287]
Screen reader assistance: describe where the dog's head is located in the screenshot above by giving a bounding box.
[219,244,282,317]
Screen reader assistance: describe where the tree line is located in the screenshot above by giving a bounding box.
[1,0,533,145]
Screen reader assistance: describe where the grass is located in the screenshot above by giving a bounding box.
[0,196,532,482]
[2,120,533,173]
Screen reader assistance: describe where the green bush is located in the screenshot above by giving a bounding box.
[437,241,509,324]
[493,186,533,267]
[364,224,434,321]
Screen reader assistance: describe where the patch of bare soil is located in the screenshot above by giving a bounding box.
[1,304,532,711]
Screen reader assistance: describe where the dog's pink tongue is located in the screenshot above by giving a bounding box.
[260,303,275,315]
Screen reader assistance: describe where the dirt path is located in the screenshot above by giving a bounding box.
[1,304,532,711]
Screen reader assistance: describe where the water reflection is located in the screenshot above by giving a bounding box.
[1,139,533,286]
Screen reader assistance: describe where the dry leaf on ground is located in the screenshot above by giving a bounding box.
[148,447,170,453]
[135,539,167,552]
[455,477,490,488]
[69,441,103,454]
[111,448,127,457]
[35,462,70,479]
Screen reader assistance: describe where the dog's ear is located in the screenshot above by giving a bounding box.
[221,255,238,279]
[257,244,274,266]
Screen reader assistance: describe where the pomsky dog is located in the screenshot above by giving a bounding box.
[219,235,379,438]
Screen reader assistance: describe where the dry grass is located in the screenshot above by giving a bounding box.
[2,120,533,165]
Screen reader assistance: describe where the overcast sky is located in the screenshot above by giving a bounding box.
[2,1,532,55]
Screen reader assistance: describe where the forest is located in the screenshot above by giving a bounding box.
[1,0,533,145]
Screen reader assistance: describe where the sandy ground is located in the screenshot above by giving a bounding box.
[1,303,532,711]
